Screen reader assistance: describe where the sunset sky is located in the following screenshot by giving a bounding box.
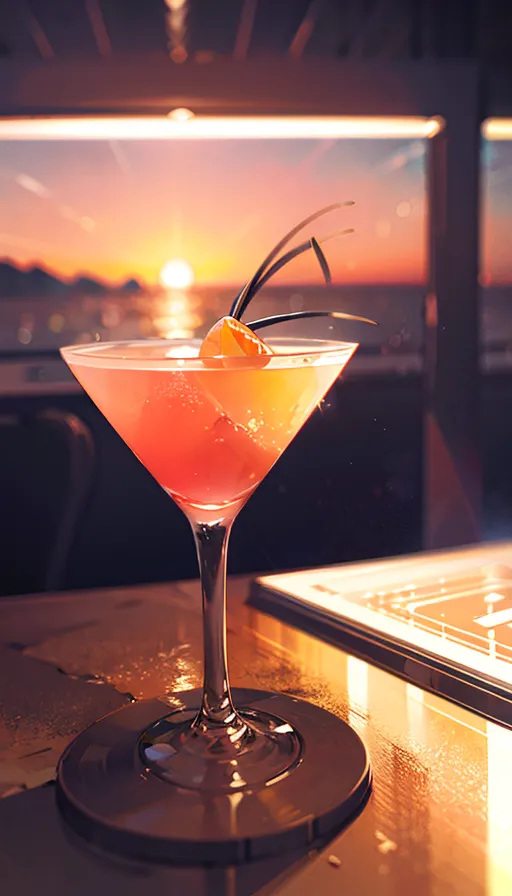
[0,135,509,287]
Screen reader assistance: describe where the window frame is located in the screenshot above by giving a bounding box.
[0,57,483,550]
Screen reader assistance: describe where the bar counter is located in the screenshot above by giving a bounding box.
[0,571,508,895]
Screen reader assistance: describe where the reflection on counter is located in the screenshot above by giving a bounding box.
[247,602,501,894]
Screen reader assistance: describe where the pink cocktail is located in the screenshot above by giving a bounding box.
[65,338,356,514]
[57,201,372,861]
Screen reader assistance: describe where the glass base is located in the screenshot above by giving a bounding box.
[141,706,302,791]
[57,688,371,864]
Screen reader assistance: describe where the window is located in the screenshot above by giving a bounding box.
[481,119,512,541]
[0,112,441,585]
[0,116,432,376]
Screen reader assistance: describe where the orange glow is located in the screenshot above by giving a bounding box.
[167,108,195,122]
[160,258,195,289]
[487,720,512,893]
[0,116,441,141]
[482,119,512,140]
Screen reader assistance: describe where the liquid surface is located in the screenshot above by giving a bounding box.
[66,339,356,515]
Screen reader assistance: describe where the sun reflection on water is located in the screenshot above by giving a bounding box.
[152,288,204,339]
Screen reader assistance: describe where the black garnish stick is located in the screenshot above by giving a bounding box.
[310,237,331,285]
[230,201,354,319]
[247,310,378,330]
[235,228,353,320]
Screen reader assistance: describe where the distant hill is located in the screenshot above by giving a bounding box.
[0,261,70,298]
[0,260,146,298]
[72,275,108,295]
[119,277,144,293]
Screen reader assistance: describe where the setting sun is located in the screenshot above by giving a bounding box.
[160,258,195,289]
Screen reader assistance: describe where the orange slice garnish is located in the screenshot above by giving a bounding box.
[199,316,274,358]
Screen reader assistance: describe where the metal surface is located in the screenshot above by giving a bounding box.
[254,542,512,728]
[1,574,511,892]
[57,688,370,864]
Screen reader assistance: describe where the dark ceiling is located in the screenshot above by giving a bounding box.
[0,0,508,65]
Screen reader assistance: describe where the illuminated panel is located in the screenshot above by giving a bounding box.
[0,115,442,141]
[482,119,512,140]
[255,542,512,720]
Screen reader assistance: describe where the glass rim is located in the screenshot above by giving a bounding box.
[60,336,359,371]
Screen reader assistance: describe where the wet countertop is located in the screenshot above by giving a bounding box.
[0,575,510,895]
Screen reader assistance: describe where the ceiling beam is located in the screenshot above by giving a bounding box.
[22,4,54,60]
[348,0,399,57]
[84,0,111,58]
[0,56,480,118]
[233,0,257,61]
[289,0,323,59]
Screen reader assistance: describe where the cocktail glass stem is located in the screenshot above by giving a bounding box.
[139,507,302,790]
[191,519,239,729]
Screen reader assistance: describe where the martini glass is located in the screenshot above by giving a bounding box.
[57,335,371,863]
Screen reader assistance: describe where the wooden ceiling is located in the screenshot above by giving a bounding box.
[0,0,505,66]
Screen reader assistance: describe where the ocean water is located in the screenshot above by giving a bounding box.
[1,283,511,369]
